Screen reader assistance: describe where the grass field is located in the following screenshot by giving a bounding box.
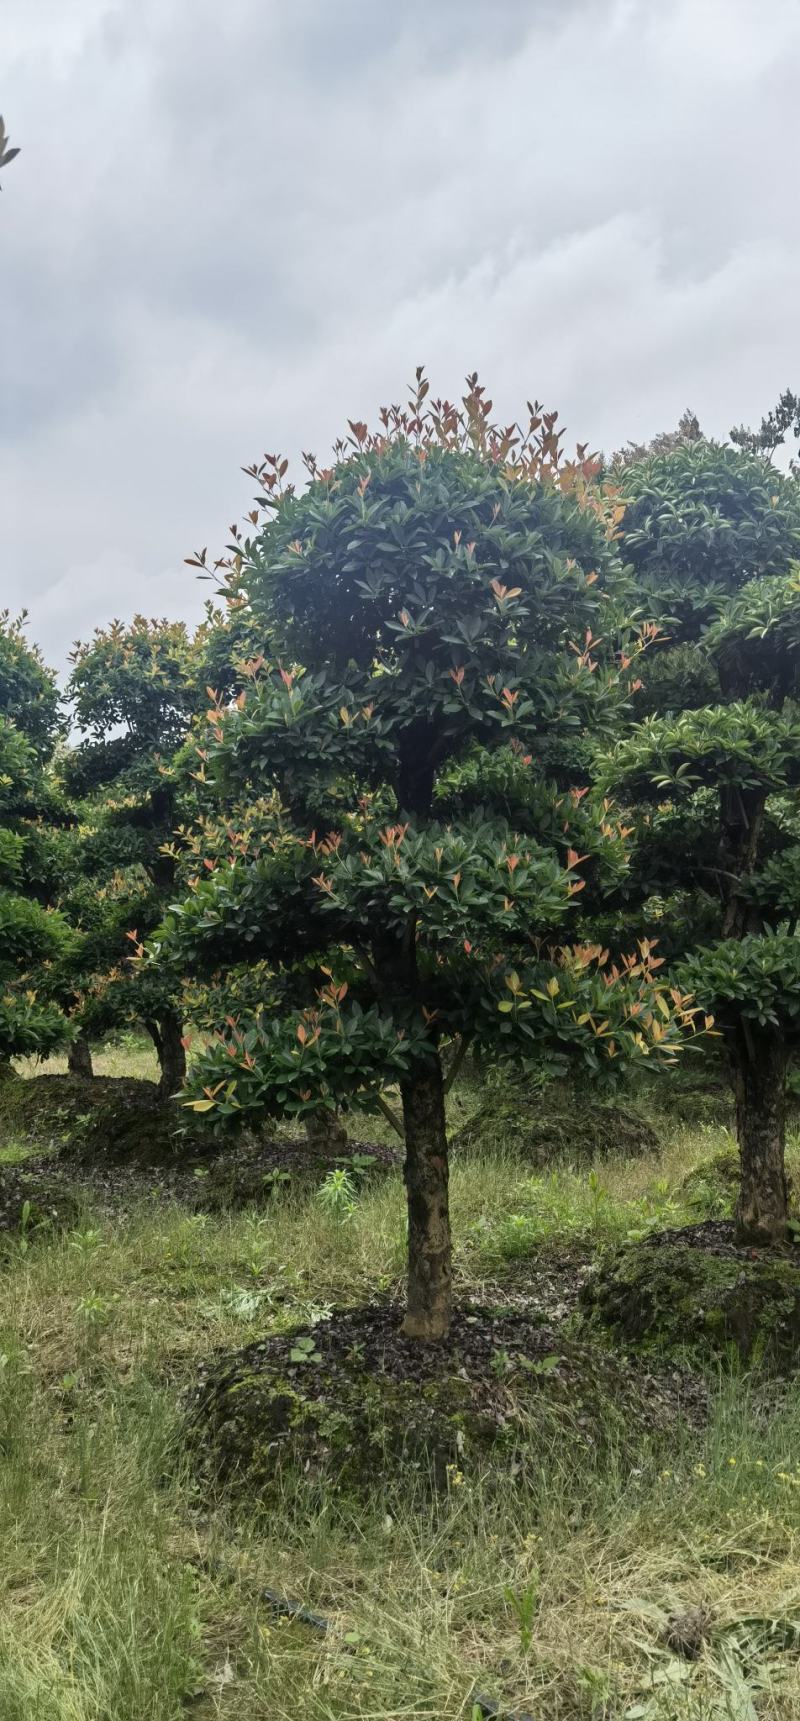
[1,1045,800,1718]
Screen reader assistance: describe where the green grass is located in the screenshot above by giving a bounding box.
[18,1032,161,1084]
[2,1063,800,1716]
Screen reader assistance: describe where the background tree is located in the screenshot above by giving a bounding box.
[56,616,206,1097]
[0,609,63,759]
[609,408,703,471]
[0,116,20,189]
[0,617,69,1066]
[602,439,800,1243]
[730,388,800,472]
[152,377,703,1339]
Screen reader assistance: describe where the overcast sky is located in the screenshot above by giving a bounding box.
[2,0,799,675]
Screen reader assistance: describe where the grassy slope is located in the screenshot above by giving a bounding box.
[1,1049,800,1717]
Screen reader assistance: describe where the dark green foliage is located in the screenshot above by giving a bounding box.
[0,611,62,760]
[159,395,698,1125]
[582,1230,800,1367]
[68,616,200,750]
[0,620,73,1058]
[616,442,800,636]
[53,618,209,1091]
[603,438,800,1241]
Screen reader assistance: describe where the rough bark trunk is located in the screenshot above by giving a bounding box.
[67,1034,94,1079]
[400,1053,452,1339]
[733,1024,788,1245]
[718,785,766,939]
[156,1011,186,1102]
[303,1109,348,1154]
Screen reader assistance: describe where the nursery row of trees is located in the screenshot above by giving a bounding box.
[4,375,800,1336]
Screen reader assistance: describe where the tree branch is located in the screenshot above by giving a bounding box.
[374,1090,406,1141]
[354,945,380,989]
[401,908,417,957]
[443,1033,470,1095]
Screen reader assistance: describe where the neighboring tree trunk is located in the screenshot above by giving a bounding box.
[149,1010,186,1102]
[303,1109,348,1154]
[715,785,788,1240]
[400,1052,452,1340]
[733,1023,788,1245]
[67,1034,94,1079]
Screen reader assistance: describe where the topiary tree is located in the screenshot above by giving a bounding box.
[0,734,68,1063]
[731,387,800,472]
[152,377,703,1338]
[603,440,800,1243]
[56,616,206,1097]
[0,610,63,760]
[0,616,70,1067]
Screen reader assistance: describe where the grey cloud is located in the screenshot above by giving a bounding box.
[1,0,799,671]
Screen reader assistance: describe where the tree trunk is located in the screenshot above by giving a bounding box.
[400,1053,452,1339]
[303,1109,348,1154]
[156,1010,186,1102]
[67,1034,94,1079]
[733,1024,788,1245]
[718,785,766,939]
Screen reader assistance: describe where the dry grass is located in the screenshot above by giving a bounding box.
[1,1057,800,1716]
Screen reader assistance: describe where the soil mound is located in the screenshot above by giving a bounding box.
[454,1086,658,1166]
[581,1220,800,1368]
[187,1301,707,1493]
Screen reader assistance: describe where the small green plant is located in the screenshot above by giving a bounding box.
[295,1299,333,1327]
[337,1152,378,1179]
[217,1286,267,1321]
[316,1167,357,1222]
[490,1347,515,1378]
[503,1577,539,1652]
[587,1167,609,1229]
[262,1167,291,1196]
[16,1197,42,1256]
[575,1663,613,1715]
[76,1292,115,1328]
[289,1333,322,1364]
[68,1227,104,1255]
[518,1352,560,1376]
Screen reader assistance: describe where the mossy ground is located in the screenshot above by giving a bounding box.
[189,1302,706,1495]
[1,1039,800,1716]
[581,1222,800,1367]
[0,1050,398,1212]
[454,1080,658,1166]
[678,1146,741,1217]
